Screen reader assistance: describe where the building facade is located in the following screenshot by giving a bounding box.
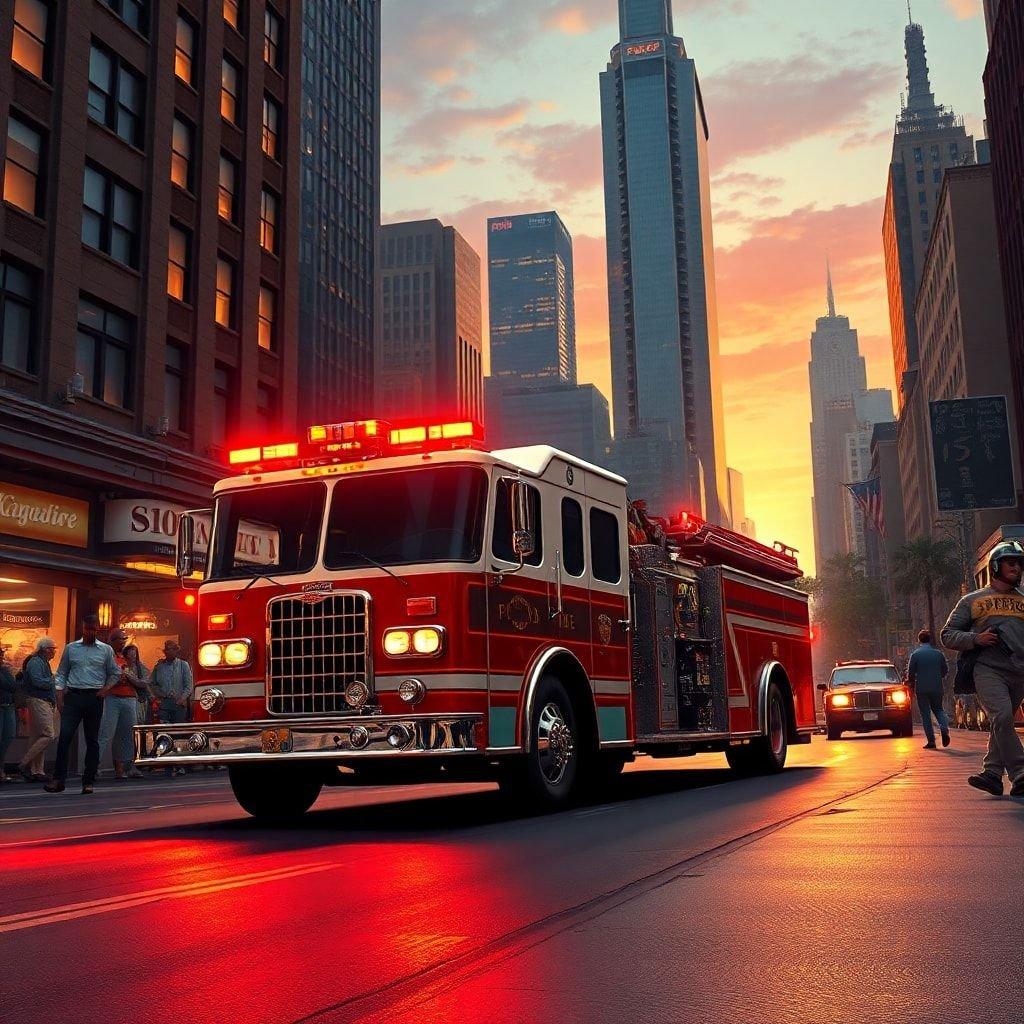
[726,467,755,539]
[882,15,974,411]
[487,211,576,388]
[600,0,727,523]
[0,0,302,702]
[378,219,482,423]
[299,0,378,423]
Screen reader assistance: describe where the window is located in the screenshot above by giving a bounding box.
[4,116,43,216]
[590,508,621,584]
[221,57,240,124]
[933,168,942,184]
[930,144,940,162]
[256,382,276,431]
[218,153,238,222]
[263,6,282,70]
[920,209,928,225]
[102,0,147,34]
[949,142,959,161]
[0,259,36,373]
[169,118,194,192]
[259,188,278,253]
[175,13,195,86]
[215,256,235,328]
[164,341,186,432]
[167,223,190,302]
[212,363,233,441]
[492,478,542,565]
[12,0,49,79]
[913,147,922,163]
[223,0,240,30]
[76,297,132,407]
[915,170,924,184]
[88,43,145,148]
[918,191,926,205]
[258,284,276,350]
[561,497,584,577]
[262,95,280,159]
[81,165,140,268]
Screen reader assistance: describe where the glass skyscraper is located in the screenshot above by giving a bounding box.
[600,0,727,523]
[299,1,380,422]
[487,212,577,386]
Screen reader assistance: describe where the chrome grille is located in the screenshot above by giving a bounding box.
[853,690,883,710]
[267,593,369,715]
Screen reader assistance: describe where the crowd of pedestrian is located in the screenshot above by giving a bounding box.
[0,613,193,794]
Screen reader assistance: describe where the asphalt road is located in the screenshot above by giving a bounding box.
[2,731,1022,1024]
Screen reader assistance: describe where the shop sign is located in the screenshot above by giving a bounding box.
[120,610,158,632]
[0,483,89,548]
[103,499,187,558]
[0,609,51,628]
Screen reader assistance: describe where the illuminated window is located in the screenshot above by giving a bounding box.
[81,165,139,269]
[215,255,235,328]
[164,341,186,433]
[259,188,278,254]
[258,284,276,350]
[224,0,240,30]
[263,6,282,70]
[88,43,145,148]
[12,0,49,79]
[76,297,133,408]
[175,12,196,87]
[221,56,240,124]
[218,153,238,223]
[262,95,280,159]
[0,259,37,374]
[102,0,147,34]
[4,116,43,216]
[167,223,190,302]
[170,116,192,190]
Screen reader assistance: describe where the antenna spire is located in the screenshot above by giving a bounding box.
[826,258,836,318]
[907,1,913,25]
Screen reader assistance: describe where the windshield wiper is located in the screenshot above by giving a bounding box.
[333,551,408,587]
[234,573,287,600]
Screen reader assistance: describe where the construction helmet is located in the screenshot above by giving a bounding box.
[988,540,1024,579]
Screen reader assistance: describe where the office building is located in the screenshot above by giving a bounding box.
[727,468,755,539]
[600,0,727,523]
[299,0,379,422]
[378,219,482,423]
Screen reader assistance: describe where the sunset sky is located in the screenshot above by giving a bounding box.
[379,0,990,574]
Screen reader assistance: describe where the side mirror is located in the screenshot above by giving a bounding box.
[176,513,196,579]
[816,683,827,692]
[510,480,535,561]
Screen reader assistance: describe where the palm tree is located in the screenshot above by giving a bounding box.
[890,536,962,639]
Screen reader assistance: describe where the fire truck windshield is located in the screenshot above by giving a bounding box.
[208,481,325,581]
[324,466,488,569]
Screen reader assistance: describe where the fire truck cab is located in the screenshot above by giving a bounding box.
[136,419,815,820]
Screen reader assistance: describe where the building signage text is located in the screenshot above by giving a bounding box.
[0,484,89,548]
[490,219,514,233]
[625,39,663,59]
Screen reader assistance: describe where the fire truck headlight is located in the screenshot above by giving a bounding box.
[383,629,412,656]
[223,641,252,667]
[198,642,224,668]
[412,628,443,656]
[398,678,426,704]
[830,693,852,708]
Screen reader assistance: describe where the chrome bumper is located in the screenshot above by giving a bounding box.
[133,713,482,766]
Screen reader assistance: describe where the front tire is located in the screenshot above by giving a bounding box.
[229,763,323,822]
[726,683,789,775]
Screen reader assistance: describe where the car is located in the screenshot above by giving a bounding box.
[818,660,913,740]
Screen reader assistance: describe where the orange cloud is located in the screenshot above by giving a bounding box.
[945,0,981,18]
[398,101,532,150]
[498,122,604,197]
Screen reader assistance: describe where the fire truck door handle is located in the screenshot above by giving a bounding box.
[550,553,563,619]
[617,618,631,633]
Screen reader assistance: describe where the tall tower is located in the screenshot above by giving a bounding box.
[600,0,727,523]
[882,14,973,410]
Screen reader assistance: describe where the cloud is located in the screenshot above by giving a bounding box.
[398,101,531,151]
[713,171,784,190]
[945,0,982,18]
[704,56,900,168]
[498,122,604,198]
[543,5,610,35]
[386,157,459,178]
[840,128,891,151]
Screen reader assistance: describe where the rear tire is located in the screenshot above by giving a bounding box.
[726,683,789,775]
[228,763,323,822]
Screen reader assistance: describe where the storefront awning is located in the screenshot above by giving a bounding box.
[0,542,177,589]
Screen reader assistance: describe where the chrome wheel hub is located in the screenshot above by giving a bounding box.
[537,702,575,785]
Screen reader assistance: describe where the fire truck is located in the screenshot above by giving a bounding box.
[136,419,815,820]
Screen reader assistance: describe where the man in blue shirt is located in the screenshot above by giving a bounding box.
[907,629,950,750]
[44,613,120,794]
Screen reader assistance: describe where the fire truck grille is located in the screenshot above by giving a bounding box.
[267,593,369,715]
[853,690,884,710]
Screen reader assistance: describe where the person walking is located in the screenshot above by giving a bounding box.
[941,540,1024,798]
[98,629,147,781]
[123,643,149,777]
[150,640,193,777]
[44,614,120,795]
[17,637,58,783]
[906,629,950,750]
[0,647,17,783]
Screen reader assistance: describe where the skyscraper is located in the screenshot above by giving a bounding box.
[299,1,380,423]
[487,212,576,387]
[600,0,727,523]
[882,15,973,410]
[378,220,483,423]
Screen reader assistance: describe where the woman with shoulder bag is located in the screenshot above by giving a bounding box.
[16,638,59,783]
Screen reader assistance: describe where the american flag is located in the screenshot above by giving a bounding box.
[846,478,885,537]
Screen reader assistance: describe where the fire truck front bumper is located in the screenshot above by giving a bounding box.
[133,713,483,766]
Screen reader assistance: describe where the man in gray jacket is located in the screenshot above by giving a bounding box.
[941,540,1024,797]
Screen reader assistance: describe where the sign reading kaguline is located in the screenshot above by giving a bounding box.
[929,396,1016,512]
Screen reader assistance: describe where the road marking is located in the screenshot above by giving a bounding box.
[0,829,133,849]
[0,862,339,933]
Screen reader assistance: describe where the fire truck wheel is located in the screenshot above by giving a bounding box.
[726,684,789,776]
[228,764,324,822]
[500,675,580,809]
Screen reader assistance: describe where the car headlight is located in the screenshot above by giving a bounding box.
[830,693,852,708]
[383,626,444,658]
[887,688,910,706]
[198,642,224,668]
[198,639,252,669]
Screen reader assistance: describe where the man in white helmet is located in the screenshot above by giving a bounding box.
[941,540,1024,797]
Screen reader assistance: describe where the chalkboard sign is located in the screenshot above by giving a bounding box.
[929,396,1017,511]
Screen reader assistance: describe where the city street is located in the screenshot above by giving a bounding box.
[3,732,1022,1024]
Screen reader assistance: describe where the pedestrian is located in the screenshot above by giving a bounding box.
[44,614,120,795]
[98,629,145,781]
[16,637,59,783]
[121,642,149,777]
[150,639,193,777]
[0,647,17,783]
[941,540,1024,798]
[906,629,950,749]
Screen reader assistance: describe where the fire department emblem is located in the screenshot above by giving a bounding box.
[597,614,613,646]
[300,581,333,605]
[500,594,537,632]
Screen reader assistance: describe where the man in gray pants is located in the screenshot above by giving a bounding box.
[941,541,1024,797]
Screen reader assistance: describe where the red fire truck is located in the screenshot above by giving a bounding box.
[136,419,815,820]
